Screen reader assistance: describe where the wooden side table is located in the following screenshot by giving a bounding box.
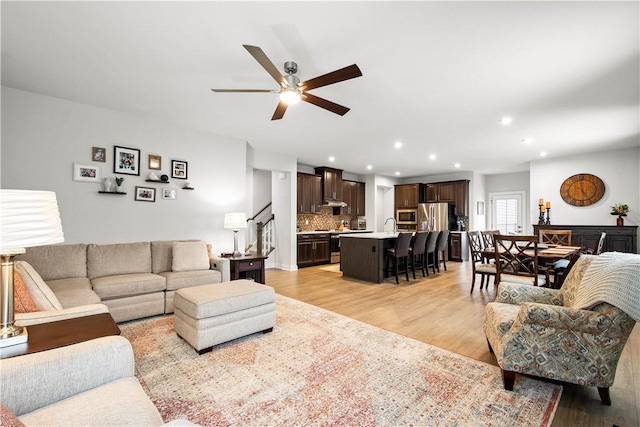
[0,313,120,359]
[228,254,267,284]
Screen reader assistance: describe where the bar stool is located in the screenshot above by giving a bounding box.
[385,232,412,284]
[435,230,450,272]
[408,231,429,278]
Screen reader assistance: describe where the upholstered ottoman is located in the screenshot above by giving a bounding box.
[173,279,275,354]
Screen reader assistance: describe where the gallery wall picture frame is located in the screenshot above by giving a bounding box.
[162,188,177,200]
[148,155,162,170]
[171,160,188,179]
[114,146,141,176]
[135,186,156,202]
[477,201,485,216]
[73,163,101,182]
[92,147,106,162]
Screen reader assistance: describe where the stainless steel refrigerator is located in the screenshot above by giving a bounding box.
[417,203,456,232]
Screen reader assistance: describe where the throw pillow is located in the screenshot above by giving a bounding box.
[0,405,25,427]
[172,241,210,272]
[13,261,63,311]
[13,272,39,313]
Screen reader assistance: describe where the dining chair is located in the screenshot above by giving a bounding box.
[408,231,429,279]
[467,231,497,293]
[435,230,450,272]
[424,231,439,275]
[481,230,499,263]
[553,231,606,285]
[493,234,548,287]
[538,229,572,246]
[385,232,413,284]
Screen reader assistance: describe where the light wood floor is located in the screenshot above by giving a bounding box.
[265,261,639,427]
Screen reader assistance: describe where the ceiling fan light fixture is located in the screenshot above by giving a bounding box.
[280,89,301,105]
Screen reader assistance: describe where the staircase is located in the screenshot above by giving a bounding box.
[246,203,275,256]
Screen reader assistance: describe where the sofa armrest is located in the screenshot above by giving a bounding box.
[517,302,614,334]
[210,255,230,282]
[0,336,134,416]
[495,282,563,306]
[14,303,110,327]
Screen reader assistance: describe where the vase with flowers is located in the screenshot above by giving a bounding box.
[610,203,629,226]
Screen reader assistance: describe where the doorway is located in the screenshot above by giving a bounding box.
[489,191,525,235]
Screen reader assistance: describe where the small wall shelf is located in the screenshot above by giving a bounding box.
[182,187,195,190]
[98,191,127,195]
[145,180,170,184]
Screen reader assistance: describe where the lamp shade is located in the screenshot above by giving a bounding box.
[223,212,247,230]
[0,190,64,253]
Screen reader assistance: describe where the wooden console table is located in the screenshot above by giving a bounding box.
[0,313,120,359]
[532,224,637,254]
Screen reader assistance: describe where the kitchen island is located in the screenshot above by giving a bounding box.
[340,232,400,283]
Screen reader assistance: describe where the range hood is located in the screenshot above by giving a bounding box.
[323,199,347,208]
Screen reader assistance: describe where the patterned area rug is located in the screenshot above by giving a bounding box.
[120,295,561,426]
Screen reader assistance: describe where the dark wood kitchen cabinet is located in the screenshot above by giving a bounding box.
[297,173,322,214]
[425,180,469,217]
[341,180,366,216]
[394,184,419,208]
[533,225,637,254]
[297,233,330,267]
[315,167,343,202]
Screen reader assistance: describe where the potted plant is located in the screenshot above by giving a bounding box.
[610,203,629,226]
[115,177,125,193]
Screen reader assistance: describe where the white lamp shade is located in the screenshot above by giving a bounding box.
[223,212,247,230]
[0,190,65,253]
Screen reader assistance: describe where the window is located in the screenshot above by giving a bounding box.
[490,192,524,235]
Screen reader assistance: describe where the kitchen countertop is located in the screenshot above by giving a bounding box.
[297,230,373,235]
[339,232,400,239]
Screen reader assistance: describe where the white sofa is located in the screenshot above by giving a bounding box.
[15,240,230,323]
[0,336,196,426]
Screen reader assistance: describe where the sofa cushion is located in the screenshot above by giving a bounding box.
[151,239,200,274]
[171,241,210,272]
[87,242,151,279]
[91,273,166,300]
[14,261,62,311]
[47,278,101,308]
[16,244,88,281]
[160,270,222,291]
[13,272,39,314]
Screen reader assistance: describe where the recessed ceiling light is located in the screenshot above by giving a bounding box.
[539,151,548,157]
[454,163,461,168]
[395,171,400,176]
[329,156,335,162]
[521,138,534,144]
[366,165,373,170]
[394,142,402,149]
[429,154,436,160]
[501,116,513,126]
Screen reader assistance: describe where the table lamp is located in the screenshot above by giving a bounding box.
[224,212,247,257]
[1,190,64,347]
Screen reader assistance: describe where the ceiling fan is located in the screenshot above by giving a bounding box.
[211,45,362,120]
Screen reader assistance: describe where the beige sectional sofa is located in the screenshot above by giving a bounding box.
[16,240,230,323]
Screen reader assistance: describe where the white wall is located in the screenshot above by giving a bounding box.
[1,87,247,253]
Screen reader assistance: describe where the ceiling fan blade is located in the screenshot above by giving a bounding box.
[301,92,350,116]
[243,45,287,87]
[271,101,288,120]
[300,64,362,91]
[211,89,277,93]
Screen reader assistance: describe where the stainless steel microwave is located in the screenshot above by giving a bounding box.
[396,209,417,224]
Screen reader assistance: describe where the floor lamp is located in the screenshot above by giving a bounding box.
[1,190,64,348]
[224,212,247,257]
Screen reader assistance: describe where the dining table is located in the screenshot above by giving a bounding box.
[481,244,582,263]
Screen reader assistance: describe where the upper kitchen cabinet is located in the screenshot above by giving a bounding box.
[425,180,469,216]
[315,167,343,203]
[341,180,366,216]
[297,173,322,214]
[394,183,419,208]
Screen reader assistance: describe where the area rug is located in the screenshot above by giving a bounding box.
[120,295,561,426]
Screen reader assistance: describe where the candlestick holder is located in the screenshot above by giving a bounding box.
[545,207,551,225]
[537,204,545,225]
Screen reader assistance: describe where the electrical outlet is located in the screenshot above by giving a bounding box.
[305,219,309,225]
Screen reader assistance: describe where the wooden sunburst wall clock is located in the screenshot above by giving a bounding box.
[560,173,605,206]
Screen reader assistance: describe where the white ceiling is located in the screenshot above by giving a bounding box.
[2,1,638,177]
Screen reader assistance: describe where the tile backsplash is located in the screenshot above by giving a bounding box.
[297,207,354,232]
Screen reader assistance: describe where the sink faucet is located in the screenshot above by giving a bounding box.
[385,217,396,233]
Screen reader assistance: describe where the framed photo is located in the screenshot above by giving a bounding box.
[477,201,485,215]
[92,147,106,162]
[171,160,188,179]
[114,146,141,176]
[148,154,162,170]
[73,163,101,182]
[135,186,156,202]
[162,188,177,200]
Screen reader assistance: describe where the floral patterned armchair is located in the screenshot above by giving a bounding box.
[484,254,638,405]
